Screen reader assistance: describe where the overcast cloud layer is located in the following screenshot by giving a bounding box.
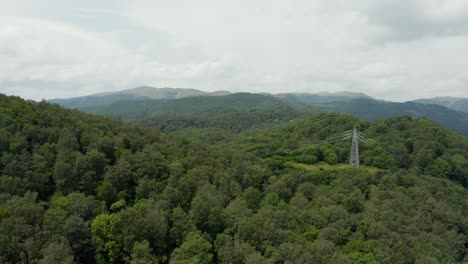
[0,0,467,101]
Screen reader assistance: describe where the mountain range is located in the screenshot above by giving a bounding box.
[318,98,468,136]
[49,86,468,136]
[412,97,468,113]
[49,86,231,109]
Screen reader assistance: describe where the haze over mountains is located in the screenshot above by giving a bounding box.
[49,86,369,109]
[50,86,468,136]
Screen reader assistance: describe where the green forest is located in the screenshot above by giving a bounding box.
[1,93,467,263]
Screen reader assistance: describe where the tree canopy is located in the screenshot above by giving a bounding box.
[0,94,467,263]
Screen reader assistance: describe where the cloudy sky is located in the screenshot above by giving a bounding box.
[1,0,467,101]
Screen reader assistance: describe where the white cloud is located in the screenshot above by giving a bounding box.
[1,0,468,101]
[0,16,238,100]
[358,0,468,41]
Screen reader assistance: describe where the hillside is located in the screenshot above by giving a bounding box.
[142,105,305,133]
[234,113,468,185]
[82,93,320,133]
[83,93,310,122]
[413,97,468,113]
[1,93,467,263]
[49,86,230,109]
[315,99,468,136]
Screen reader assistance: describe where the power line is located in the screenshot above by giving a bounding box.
[350,126,360,168]
[310,127,421,170]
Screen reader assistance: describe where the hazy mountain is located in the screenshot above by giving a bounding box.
[275,91,373,104]
[51,88,367,110]
[316,98,468,136]
[49,86,231,109]
[412,97,468,113]
[82,93,312,122]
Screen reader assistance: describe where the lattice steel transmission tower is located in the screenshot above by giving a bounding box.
[349,126,360,168]
[315,126,368,168]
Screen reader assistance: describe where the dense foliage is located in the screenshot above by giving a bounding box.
[1,94,467,263]
[142,105,303,133]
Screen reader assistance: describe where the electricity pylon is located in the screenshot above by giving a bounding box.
[315,126,416,170]
[314,126,367,168]
[349,126,360,168]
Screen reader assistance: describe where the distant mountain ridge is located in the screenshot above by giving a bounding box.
[412,97,468,113]
[110,86,231,99]
[49,87,468,136]
[50,87,372,109]
[49,86,231,109]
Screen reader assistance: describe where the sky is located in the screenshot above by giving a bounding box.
[0,0,467,101]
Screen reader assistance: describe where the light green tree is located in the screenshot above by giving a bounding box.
[170,232,212,264]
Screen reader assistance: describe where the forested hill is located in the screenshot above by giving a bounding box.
[139,97,468,137]
[316,99,468,136]
[52,91,468,137]
[81,93,301,121]
[234,113,468,187]
[77,93,315,133]
[1,94,467,263]
[141,104,304,133]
